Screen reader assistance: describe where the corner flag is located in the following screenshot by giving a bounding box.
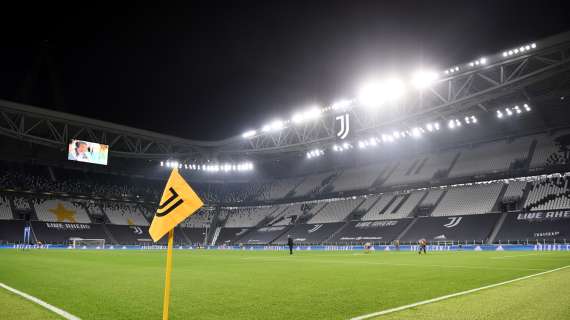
[150,168,204,320]
[149,168,204,242]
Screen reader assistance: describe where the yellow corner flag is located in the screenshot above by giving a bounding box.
[149,168,204,242]
[151,168,204,320]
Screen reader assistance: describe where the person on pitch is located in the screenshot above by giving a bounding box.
[418,239,427,255]
[287,235,294,255]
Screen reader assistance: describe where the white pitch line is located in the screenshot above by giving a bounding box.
[241,256,546,271]
[0,282,81,320]
[349,264,570,320]
[490,253,550,259]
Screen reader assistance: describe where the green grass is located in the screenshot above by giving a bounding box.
[0,249,569,319]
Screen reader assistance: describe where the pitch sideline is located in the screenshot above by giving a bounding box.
[0,282,81,320]
[349,264,570,320]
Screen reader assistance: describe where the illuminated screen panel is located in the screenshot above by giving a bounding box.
[67,140,109,165]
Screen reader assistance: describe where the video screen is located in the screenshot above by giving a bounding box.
[68,140,109,165]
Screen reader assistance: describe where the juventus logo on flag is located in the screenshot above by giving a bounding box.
[149,168,204,242]
[156,187,184,217]
[336,113,350,140]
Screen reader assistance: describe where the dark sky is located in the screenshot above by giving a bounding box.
[1,1,569,140]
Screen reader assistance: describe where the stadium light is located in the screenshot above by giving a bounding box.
[411,127,422,138]
[358,78,405,108]
[331,99,352,110]
[242,130,257,138]
[411,70,439,90]
[497,110,503,118]
[292,106,322,124]
[524,103,531,111]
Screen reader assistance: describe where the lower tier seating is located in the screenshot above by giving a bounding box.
[328,219,411,244]
[400,214,500,242]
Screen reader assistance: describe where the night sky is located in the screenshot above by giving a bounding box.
[1,1,569,140]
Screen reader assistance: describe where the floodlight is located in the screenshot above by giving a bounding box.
[270,120,284,131]
[531,43,536,48]
[508,50,514,56]
[524,104,531,111]
[497,110,503,118]
[455,67,459,71]
[502,52,508,57]
[506,108,513,116]
[292,113,304,124]
[332,99,352,110]
[471,116,478,123]
[434,122,440,130]
[160,161,164,167]
[242,130,257,138]
[262,124,271,132]
[448,120,455,129]
[411,70,439,89]
[358,78,405,107]
[455,119,462,126]
[525,45,531,50]
[465,116,470,124]
[469,62,474,67]
[514,48,519,54]
[411,127,422,138]
[480,58,487,64]
[426,123,433,132]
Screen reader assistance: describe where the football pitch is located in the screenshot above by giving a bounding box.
[0,249,569,320]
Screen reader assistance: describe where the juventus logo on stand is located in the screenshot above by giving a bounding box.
[336,113,350,140]
[443,217,462,228]
[156,187,184,217]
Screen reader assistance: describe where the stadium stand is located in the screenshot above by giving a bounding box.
[34,199,92,223]
[103,203,149,226]
[524,176,570,211]
[431,182,503,216]
[262,178,303,200]
[383,151,457,186]
[180,209,213,228]
[331,164,383,192]
[0,196,13,220]
[448,137,532,178]
[400,214,500,243]
[235,226,292,244]
[32,221,110,244]
[291,172,334,196]
[215,227,250,245]
[361,193,397,220]
[224,206,279,228]
[329,219,411,244]
[494,212,570,243]
[502,180,528,203]
[0,220,27,243]
[307,198,364,223]
[273,223,345,244]
[530,130,570,169]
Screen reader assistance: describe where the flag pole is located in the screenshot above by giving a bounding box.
[162,229,175,320]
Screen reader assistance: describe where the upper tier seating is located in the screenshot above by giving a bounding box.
[103,203,149,226]
[530,130,570,169]
[0,196,13,220]
[448,137,532,178]
[180,209,213,228]
[34,199,92,223]
[332,164,386,192]
[224,206,278,228]
[524,176,570,211]
[308,198,364,223]
[263,178,303,200]
[292,172,333,196]
[383,151,457,186]
[431,182,503,216]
